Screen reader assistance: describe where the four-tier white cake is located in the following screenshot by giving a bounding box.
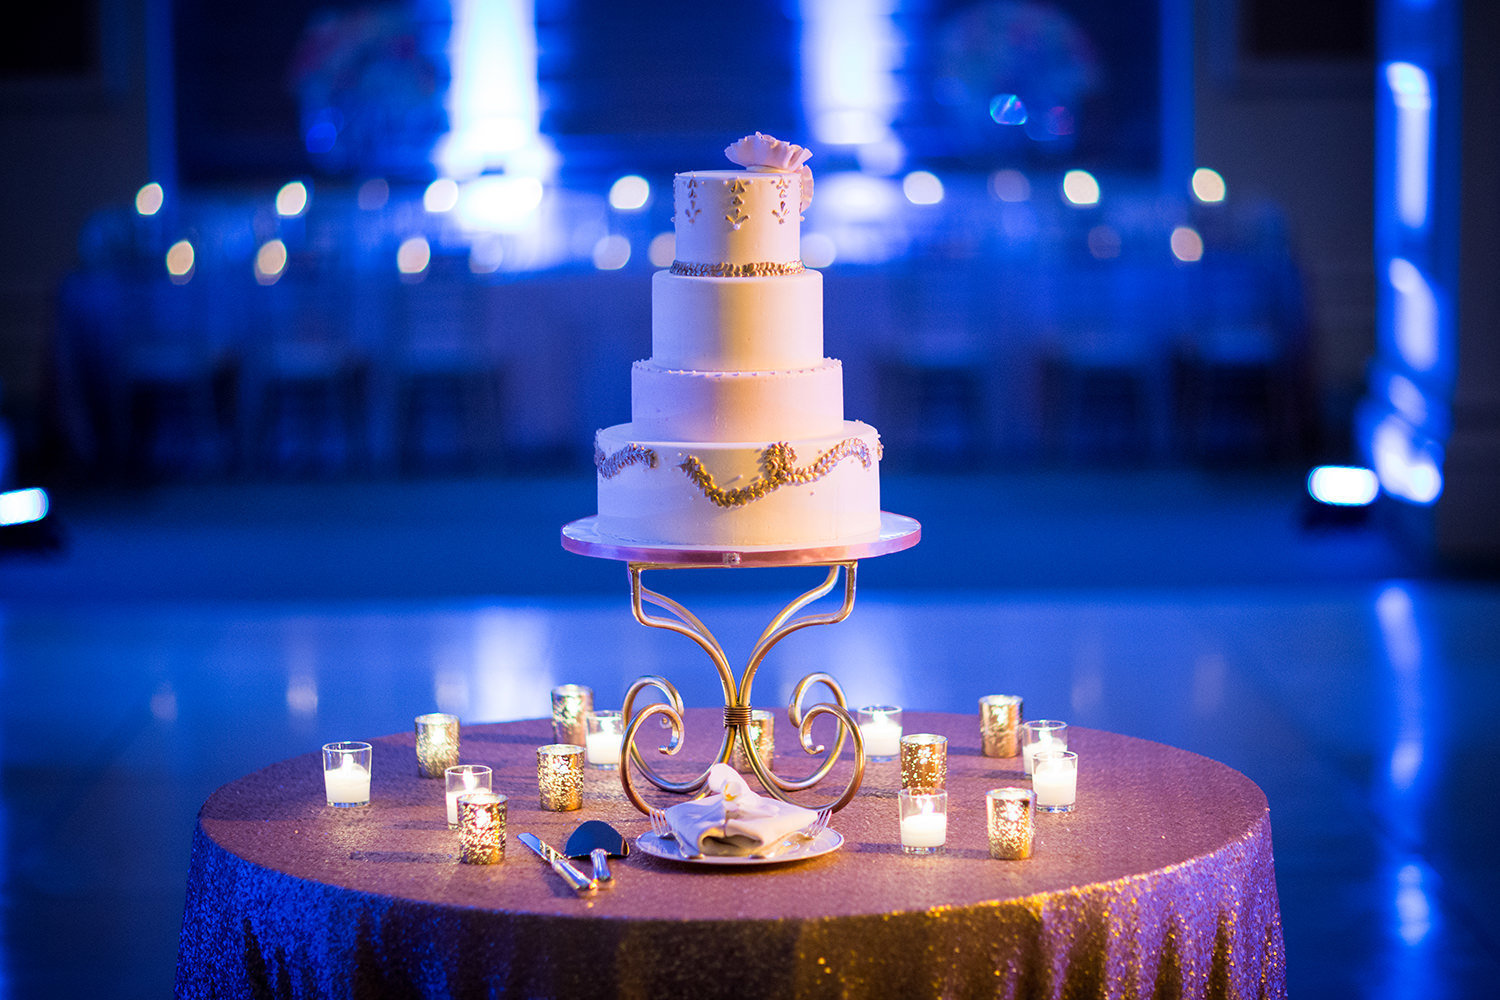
[592,134,883,548]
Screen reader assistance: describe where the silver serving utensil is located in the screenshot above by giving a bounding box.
[750,807,833,859]
[517,833,597,894]
[564,820,629,888]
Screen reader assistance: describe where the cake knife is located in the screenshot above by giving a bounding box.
[517,833,598,894]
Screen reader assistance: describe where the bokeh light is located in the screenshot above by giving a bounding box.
[1307,466,1379,506]
[592,234,631,270]
[648,232,675,268]
[165,240,195,282]
[1061,170,1100,206]
[1191,168,1227,204]
[397,236,432,277]
[1170,226,1204,262]
[902,170,944,205]
[424,178,461,213]
[357,179,390,211]
[135,183,164,217]
[608,175,651,211]
[275,181,309,218]
[801,232,837,268]
[988,169,1031,203]
[1087,225,1122,260]
[988,94,1028,125]
[254,240,288,285]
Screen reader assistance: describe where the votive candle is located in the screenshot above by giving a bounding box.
[986,787,1036,860]
[585,710,624,769]
[550,685,593,746]
[857,705,903,761]
[537,743,585,811]
[445,764,492,827]
[457,790,506,865]
[414,713,460,778]
[898,789,947,854]
[1033,750,1078,812]
[979,695,1023,757]
[1020,720,1068,777]
[900,733,948,792]
[322,741,372,807]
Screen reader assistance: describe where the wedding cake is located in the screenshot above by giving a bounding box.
[592,134,883,548]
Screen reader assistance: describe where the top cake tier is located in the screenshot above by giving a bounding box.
[671,170,804,275]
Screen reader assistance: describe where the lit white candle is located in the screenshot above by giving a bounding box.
[900,811,947,848]
[1023,736,1055,776]
[861,720,903,758]
[586,730,621,767]
[446,775,482,826]
[1034,755,1077,810]
[324,758,370,806]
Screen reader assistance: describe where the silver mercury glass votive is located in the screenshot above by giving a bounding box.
[414,713,460,778]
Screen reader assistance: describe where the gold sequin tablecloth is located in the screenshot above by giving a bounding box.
[174,711,1286,999]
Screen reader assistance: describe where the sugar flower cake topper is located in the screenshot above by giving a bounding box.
[724,132,814,212]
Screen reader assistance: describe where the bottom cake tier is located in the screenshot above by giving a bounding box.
[594,420,883,547]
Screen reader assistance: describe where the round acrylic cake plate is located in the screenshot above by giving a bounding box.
[560,512,921,567]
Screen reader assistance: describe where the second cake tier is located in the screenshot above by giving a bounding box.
[630,359,844,442]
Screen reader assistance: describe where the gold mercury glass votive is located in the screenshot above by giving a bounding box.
[979,695,1023,758]
[537,743,585,811]
[900,733,948,792]
[987,787,1036,860]
[457,790,506,865]
[414,713,460,778]
[730,709,776,773]
[550,685,594,746]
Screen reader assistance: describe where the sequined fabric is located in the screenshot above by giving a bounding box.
[175,711,1286,998]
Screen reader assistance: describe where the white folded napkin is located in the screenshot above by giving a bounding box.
[664,764,820,856]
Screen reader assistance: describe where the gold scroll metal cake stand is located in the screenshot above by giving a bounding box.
[561,512,920,814]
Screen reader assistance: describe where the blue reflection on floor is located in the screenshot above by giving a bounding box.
[1,472,1497,998]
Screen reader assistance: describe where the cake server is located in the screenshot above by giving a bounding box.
[563,820,629,888]
[517,833,597,894]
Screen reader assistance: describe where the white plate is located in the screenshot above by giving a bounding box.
[634,828,843,866]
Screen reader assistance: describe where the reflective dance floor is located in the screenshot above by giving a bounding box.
[1,471,1496,997]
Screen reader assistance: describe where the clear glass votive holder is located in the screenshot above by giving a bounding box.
[445,764,492,827]
[457,790,506,865]
[550,685,593,746]
[322,741,372,807]
[537,743,585,811]
[1020,719,1068,777]
[730,709,776,773]
[414,712,460,778]
[857,705,903,762]
[584,710,624,770]
[900,733,948,792]
[979,695,1023,758]
[1033,750,1078,813]
[898,789,947,855]
[986,787,1036,860]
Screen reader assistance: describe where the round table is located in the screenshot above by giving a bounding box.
[175,711,1286,999]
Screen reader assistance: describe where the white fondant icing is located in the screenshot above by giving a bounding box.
[673,171,802,267]
[651,269,824,371]
[595,422,882,547]
[630,359,845,442]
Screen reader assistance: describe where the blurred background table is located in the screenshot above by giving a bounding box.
[175,709,1284,999]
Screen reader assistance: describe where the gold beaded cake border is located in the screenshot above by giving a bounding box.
[670,260,806,277]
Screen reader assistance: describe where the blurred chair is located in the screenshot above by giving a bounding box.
[1038,263,1178,463]
[382,260,507,474]
[874,257,991,469]
[1173,253,1309,463]
[106,272,238,479]
[240,261,372,476]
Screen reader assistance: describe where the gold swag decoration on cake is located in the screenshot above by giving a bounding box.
[678,438,875,509]
[595,443,659,479]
